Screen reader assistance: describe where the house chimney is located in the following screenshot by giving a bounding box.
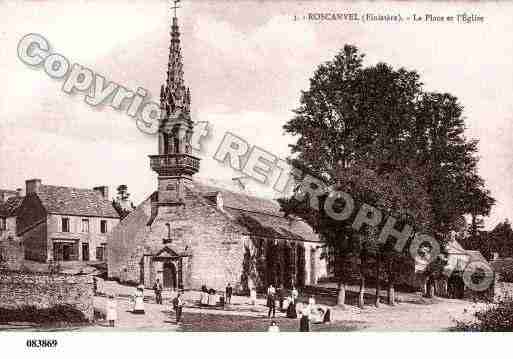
[93,186,109,199]
[26,179,42,194]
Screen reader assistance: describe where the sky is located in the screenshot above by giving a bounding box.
[1,0,512,229]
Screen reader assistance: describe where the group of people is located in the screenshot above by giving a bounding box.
[265,284,330,332]
[104,279,330,331]
[105,279,186,327]
[265,284,299,319]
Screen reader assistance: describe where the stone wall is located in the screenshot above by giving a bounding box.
[0,235,24,271]
[0,271,94,321]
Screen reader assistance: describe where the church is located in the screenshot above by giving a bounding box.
[107,9,327,293]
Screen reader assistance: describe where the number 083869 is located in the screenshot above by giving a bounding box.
[26,339,58,348]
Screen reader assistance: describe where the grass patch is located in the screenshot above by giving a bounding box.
[0,305,89,325]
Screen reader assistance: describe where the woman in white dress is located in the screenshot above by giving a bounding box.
[133,285,145,314]
[250,287,257,306]
[106,294,117,327]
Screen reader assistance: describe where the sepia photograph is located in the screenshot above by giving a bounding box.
[1,0,513,355]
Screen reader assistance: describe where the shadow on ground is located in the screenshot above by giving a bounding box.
[178,312,363,332]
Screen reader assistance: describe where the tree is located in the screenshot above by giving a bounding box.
[112,185,135,220]
[411,93,494,235]
[281,45,432,307]
[280,44,494,306]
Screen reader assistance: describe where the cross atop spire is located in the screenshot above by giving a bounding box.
[171,0,181,18]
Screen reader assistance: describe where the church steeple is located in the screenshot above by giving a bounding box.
[161,13,191,119]
[150,0,200,205]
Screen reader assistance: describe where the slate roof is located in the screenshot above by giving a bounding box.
[34,185,119,218]
[190,181,320,243]
[0,196,24,217]
[466,250,489,264]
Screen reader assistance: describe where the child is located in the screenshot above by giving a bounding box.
[106,294,117,327]
[268,320,280,332]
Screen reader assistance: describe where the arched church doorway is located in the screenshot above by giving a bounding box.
[163,261,177,290]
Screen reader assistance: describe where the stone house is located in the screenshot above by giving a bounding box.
[0,189,24,270]
[16,179,119,263]
[107,13,327,292]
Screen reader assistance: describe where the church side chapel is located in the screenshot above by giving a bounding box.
[107,7,327,293]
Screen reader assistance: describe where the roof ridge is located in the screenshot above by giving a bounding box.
[224,205,286,219]
[193,180,278,203]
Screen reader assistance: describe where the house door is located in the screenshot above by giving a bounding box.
[163,261,177,289]
[82,243,89,261]
[63,244,72,261]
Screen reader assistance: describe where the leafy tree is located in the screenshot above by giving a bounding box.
[280,44,494,306]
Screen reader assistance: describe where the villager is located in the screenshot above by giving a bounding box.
[133,284,145,314]
[250,287,257,306]
[268,320,280,332]
[200,285,209,306]
[278,285,285,311]
[323,308,331,323]
[225,283,233,304]
[267,284,276,318]
[308,296,316,306]
[172,291,184,324]
[153,278,163,305]
[106,294,117,327]
[299,309,310,332]
[286,296,297,318]
[291,286,299,303]
[208,288,217,306]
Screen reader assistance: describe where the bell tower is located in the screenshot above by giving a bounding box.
[149,0,200,205]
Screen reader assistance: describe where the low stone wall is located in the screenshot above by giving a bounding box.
[494,279,513,301]
[0,271,94,321]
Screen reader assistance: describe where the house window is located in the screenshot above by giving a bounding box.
[53,241,78,261]
[62,218,70,232]
[100,220,108,234]
[81,219,90,233]
[0,218,6,231]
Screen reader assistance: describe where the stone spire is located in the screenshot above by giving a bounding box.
[150,1,200,205]
[160,13,191,119]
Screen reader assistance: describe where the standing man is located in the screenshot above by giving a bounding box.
[172,291,184,324]
[277,284,285,312]
[225,283,233,304]
[267,284,276,318]
[153,278,163,305]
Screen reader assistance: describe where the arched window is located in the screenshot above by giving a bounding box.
[164,223,172,244]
